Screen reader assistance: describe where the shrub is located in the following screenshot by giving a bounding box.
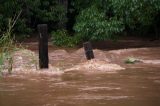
[0,14,20,74]
[74,5,124,42]
[0,31,14,74]
[51,29,81,47]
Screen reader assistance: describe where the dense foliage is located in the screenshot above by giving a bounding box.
[109,0,160,32]
[51,29,81,47]
[0,0,66,36]
[74,5,124,41]
[0,0,160,46]
[73,0,160,40]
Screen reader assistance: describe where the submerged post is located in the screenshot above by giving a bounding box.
[83,42,94,60]
[37,24,49,69]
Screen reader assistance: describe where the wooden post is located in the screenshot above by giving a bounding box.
[83,42,94,60]
[37,24,49,69]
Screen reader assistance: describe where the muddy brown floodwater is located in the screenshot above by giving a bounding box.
[0,67,160,106]
[0,39,160,106]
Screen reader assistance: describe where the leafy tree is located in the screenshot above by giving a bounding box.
[74,5,124,41]
[0,0,67,36]
[73,0,160,42]
[1,0,160,43]
[109,0,160,27]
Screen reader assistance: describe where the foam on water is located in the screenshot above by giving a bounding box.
[64,59,125,73]
[1,49,126,77]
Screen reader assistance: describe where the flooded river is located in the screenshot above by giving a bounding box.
[1,42,160,106]
[1,67,160,106]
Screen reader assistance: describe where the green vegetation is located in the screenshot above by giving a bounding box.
[51,29,81,47]
[74,5,124,41]
[109,0,160,36]
[0,0,160,47]
[125,57,141,64]
[0,30,14,74]
[53,0,160,46]
[0,0,66,36]
[0,10,21,74]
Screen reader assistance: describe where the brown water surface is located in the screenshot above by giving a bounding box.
[2,39,160,106]
[0,68,160,106]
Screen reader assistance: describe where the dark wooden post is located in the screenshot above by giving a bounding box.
[83,42,94,60]
[37,24,49,69]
